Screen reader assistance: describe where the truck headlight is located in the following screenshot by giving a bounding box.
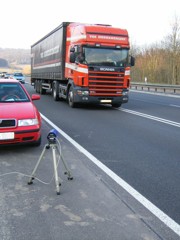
[122,91,128,96]
[77,90,89,96]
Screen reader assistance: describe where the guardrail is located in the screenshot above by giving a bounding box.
[130,83,180,95]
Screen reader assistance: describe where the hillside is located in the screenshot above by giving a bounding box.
[0,48,31,74]
[0,48,31,65]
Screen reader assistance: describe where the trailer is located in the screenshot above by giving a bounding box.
[31,22,135,107]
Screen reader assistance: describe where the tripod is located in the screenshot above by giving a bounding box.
[28,138,73,195]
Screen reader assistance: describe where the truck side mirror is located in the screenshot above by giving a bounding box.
[70,53,76,63]
[130,56,135,66]
[129,56,135,67]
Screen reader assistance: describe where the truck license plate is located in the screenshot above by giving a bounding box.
[100,100,112,103]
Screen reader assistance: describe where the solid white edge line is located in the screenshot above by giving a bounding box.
[41,113,180,236]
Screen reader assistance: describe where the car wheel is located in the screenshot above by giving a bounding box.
[33,136,41,147]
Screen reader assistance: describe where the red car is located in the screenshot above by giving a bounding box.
[0,79,41,146]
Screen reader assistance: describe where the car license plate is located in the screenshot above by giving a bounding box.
[0,132,15,140]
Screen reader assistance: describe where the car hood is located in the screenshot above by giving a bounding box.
[0,102,37,119]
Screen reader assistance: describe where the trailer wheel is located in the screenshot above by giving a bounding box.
[34,80,37,93]
[53,81,59,101]
[68,86,76,108]
[35,80,40,93]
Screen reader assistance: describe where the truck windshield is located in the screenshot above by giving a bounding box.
[84,47,129,67]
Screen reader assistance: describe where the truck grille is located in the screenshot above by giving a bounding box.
[88,69,125,96]
[0,119,16,128]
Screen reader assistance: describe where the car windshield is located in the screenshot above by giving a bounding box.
[0,82,29,102]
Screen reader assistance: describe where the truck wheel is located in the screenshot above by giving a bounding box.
[39,80,46,95]
[68,86,76,108]
[35,80,39,93]
[53,81,59,101]
[112,103,122,108]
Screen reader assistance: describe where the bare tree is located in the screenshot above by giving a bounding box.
[162,15,180,84]
[131,15,180,85]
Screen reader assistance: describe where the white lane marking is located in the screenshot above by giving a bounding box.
[170,104,180,108]
[41,113,180,236]
[120,108,180,128]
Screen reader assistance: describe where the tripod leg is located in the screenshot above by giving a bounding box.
[52,146,60,195]
[56,146,73,180]
[28,144,48,185]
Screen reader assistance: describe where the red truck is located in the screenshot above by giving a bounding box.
[31,22,135,107]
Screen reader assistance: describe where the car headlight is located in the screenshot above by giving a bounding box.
[18,118,39,126]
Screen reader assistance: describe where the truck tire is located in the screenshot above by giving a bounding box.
[112,103,122,108]
[52,81,59,101]
[68,86,76,108]
[35,80,39,93]
[39,80,46,95]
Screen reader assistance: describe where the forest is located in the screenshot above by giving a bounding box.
[131,16,180,85]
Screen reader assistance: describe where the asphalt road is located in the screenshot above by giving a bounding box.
[1,80,180,239]
[25,83,180,226]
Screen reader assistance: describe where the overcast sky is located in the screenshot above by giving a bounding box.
[0,0,179,49]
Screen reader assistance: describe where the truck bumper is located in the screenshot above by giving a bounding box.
[73,88,129,105]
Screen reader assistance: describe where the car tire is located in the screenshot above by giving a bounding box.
[33,136,41,147]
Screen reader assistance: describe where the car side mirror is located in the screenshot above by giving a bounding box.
[31,94,40,100]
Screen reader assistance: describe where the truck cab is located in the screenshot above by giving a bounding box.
[65,23,135,107]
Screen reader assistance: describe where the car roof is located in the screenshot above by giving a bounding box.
[0,78,19,83]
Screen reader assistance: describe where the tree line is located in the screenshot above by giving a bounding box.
[131,16,180,85]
